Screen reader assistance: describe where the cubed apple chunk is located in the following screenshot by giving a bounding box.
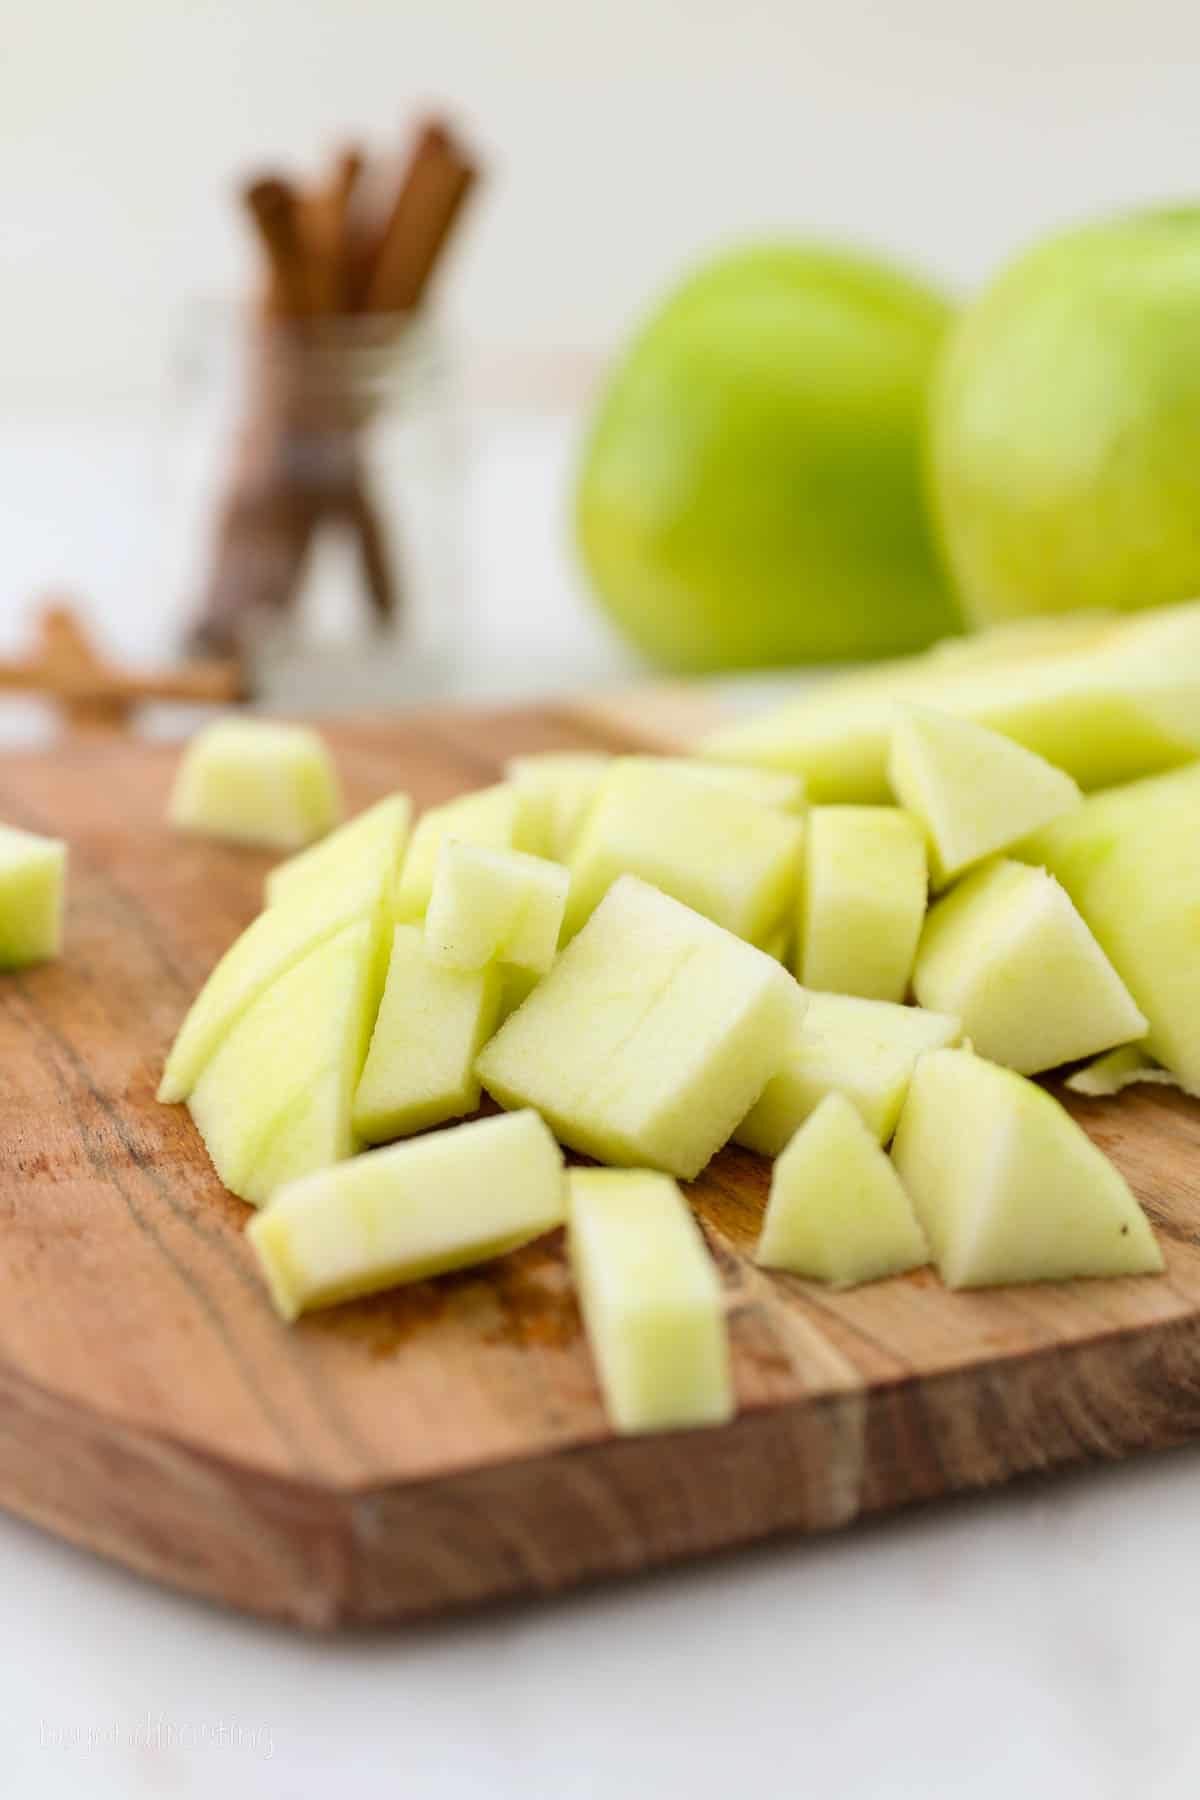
[797,807,926,1002]
[424,842,568,976]
[394,783,540,920]
[1064,1045,1185,1097]
[248,1110,565,1322]
[654,758,806,813]
[888,707,1079,887]
[0,824,66,968]
[504,752,612,859]
[563,757,803,944]
[567,1168,733,1434]
[736,993,961,1155]
[755,1093,929,1286]
[914,860,1146,1075]
[476,875,804,1179]
[890,1048,1162,1287]
[168,718,340,851]
[353,924,502,1143]
[265,792,411,909]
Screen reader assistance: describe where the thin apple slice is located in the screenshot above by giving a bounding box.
[265,793,411,909]
[914,859,1146,1075]
[248,1111,565,1322]
[504,752,612,859]
[476,874,804,1179]
[0,823,66,968]
[424,842,569,975]
[567,1167,733,1434]
[888,706,1079,886]
[168,718,341,850]
[890,1047,1162,1287]
[736,992,961,1154]
[395,783,540,920]
[353,924,503,1143]
[755,1093,929,1285]
[1065,1045,1187,1097]
[797,806,926,1001]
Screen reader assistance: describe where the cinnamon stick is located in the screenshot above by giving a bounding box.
[243,175,317,318]
[304,145,364,315]
[362,120,477,314]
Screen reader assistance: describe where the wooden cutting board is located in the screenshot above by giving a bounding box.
[2,699,1199,1631]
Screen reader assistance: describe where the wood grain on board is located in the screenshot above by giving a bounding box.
[1,699,1199,1629]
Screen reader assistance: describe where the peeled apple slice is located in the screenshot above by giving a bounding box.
[395,783,539,920]
[755,1093,929,1286]
[1065,1045,1187,1098]
[914,860,1146,1075]
[504,752,612,859]
[797,806,926,1002]
[890,1048,1163,1287]
[424,842,568,976]
[887,706,1079,886]
[353,924,502,1143]
[567,1167,733,1434]
[248,1110,566,1322]
[168,718,341,850]
[265,793,411,909]
[1018,761,1200,1092]
[476,874,804,1179]
[0,823,66,968]
[736,992,961,1155]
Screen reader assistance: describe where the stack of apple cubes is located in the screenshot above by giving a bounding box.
[161,696,1180,1436]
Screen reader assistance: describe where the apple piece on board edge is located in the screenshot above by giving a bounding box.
[0,824,66,968]
[168,718,341,851]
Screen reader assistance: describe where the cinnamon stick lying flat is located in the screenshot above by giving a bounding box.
[362,120,477,313]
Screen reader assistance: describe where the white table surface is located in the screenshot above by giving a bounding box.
[1,414,1195,1800]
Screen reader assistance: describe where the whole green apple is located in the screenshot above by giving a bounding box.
[928,207,1200,625]
[575,244,961,670]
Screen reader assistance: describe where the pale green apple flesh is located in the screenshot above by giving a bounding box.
[476,874,804,1179]
[394,783,540,920]
[797,806,926,1001]
[914,860,1146,1075]
[265,793,411,909]
[168,718,341,851]
[0,824,66,968]
[888,706,1079,886]
[1065,1045,1187,1098]
[891,1048,1162,1286]
[736,992,961,1155]
[504,752,611,860]
[564,758,803,945]
[424,842,568,976]
[353,924,503,1144]
[755,1092,929,1286]
[653,758,806,814]
[567,1167,733,1433]
[248,1110,565,1322]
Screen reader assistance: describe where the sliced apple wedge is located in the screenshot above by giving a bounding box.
[0,823,66,968]
[265,792,411,909]
[248,1110,565,1322]
[567,1168,733,1434]
[168,718,341,850]
[890,1047,1162,1287]
[424,842,568,976]
[797,806,926,1002]
[755,1093,929,1286]
[395,783,540,920]
[477,874,804,1179]
[504,751,611,860]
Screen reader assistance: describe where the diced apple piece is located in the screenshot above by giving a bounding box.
[188,919,377,1205]
[888,707,1079,887]
[563,757,803,944]
[567,1168,733,1434]
[0,824,66,968]
[755,1093,929,1286]
[504,752,612,859]
[168,718,340,851]
[265,793,411,909]
[1018,761,1200,1092]
[638,757,806,813]
[797,807,926,1002]
[760,922,791,963]
[395,783,538,920]
[353,924,502,1143]
[1065,1045,1187,1098]
[736,993,961,1155]
[248,1110,565,1322]
[477,875,805,1179]
[914,859,1146,1076]
[424,842,568,976]
[890,1047,1162,1287]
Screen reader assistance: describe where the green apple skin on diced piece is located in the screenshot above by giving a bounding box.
[736,992,961,1155]
[567,1168,734,1434]
[563,758,803,945]
[265,793,411,910]
[755,1093,929,1287]
[1065,1045,1187,1098]
[914,860,1146,1076]
[504,752,611,860]
[476,875,805,1180]
[168,718,341,852]
[0,824,67,969]
[1017,761,1200,1092]
[188,919,377,1205]
[353,924,503,1144]
[797,806,926,1002]
[887,706,1079,887]
[394,783,540,920]
[248,1111,566,1323]
[890,1048,1163,1287]
[423,842,569,977]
